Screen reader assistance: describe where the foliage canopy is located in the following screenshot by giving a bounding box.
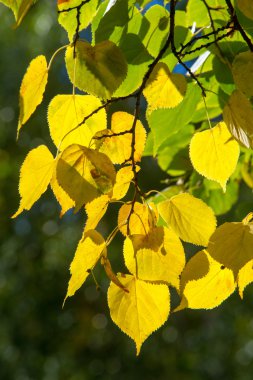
[2,0,253,354]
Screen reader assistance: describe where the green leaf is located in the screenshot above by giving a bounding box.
[140,5,170,57]
[65,40,127,100]
[147,83,201,154]
[0,0,35,25]
[58,0,98,41]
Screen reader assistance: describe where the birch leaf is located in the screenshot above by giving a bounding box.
[118,202,158,236]
[64,229,106,303]
[208,220,253,276]
[223,90,253,149]
[238,259,253,298]
[108,274,170,355]
[123,226,185,289]
[50,156,75,217]
[175,250,236,311]
[189,122,240,191]
[65,40,127,100]
[58,0,98,41]
[98,112,146,164]
[18,55,48,136]
[111,166,135,200]
[232,51,253,97]
[143,62,187,113]
[12,145,54,218]
[84,194,109,231]
[158,193,217,246]
[48,94,107,151]
[56,144,116,211]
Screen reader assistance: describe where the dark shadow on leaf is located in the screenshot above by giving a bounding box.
[56,158,99,212]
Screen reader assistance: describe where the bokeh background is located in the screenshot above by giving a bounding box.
[1,1,253,379]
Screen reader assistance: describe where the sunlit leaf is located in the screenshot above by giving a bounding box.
[111,166,135,200]
[123,226,185,289]
[48,94,107,151]
[158,193,217,246]
[175,250,236,311]
[85,194,109,231]
[18,55,48,135]
[118,201,158,236]
[208,219,253,276]
[108,274,170,355]
[64,229,106,303]
[50,157,75,217]
[12,145,54,218]
[58,0,98,41]
[143,62,187,112]
[189,122,240,191]
[238,259,253,298]
[97,112,146,164]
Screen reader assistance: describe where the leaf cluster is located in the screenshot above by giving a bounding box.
[2,0,253,354]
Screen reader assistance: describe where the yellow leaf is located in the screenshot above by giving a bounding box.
[223,90,253,148]
[238,259,253,298]
[98,112,146,164]
[64,230,106,303]
[118,202,158,236]
[12,145,54,218]
[84,195,109,232]
[237,0,253,19]
[175,250,236,311]
[108,274,170,355]
[143,62,187,113]
[232,51,253,97]
[48,94,107,151]
[189,122,240,191]
[50,157,75,217]
[18,55,48,136]
[56,144,116,211]
[208,221,253,276]
[158,193,217,246]
[123,226,185,289]
[111,166,136,200]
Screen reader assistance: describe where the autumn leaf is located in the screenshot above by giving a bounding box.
[189,122,240,191]
[118,202,158,236]
[108,274,170,355]
[12,145,54,218]
[97,112,146,164]
[64,229,106,304]
[208,219,253,276]
[175,250,236,311]
[48,94,107,151]
[123,226,185,289]
[143,62,187,113]
[158,193,217,246]
[56,144,116,211]
[18,55,48,136]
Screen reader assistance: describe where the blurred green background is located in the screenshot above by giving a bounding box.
[1,2,253,379]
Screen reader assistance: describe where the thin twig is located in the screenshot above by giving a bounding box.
[225,0,253,51]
